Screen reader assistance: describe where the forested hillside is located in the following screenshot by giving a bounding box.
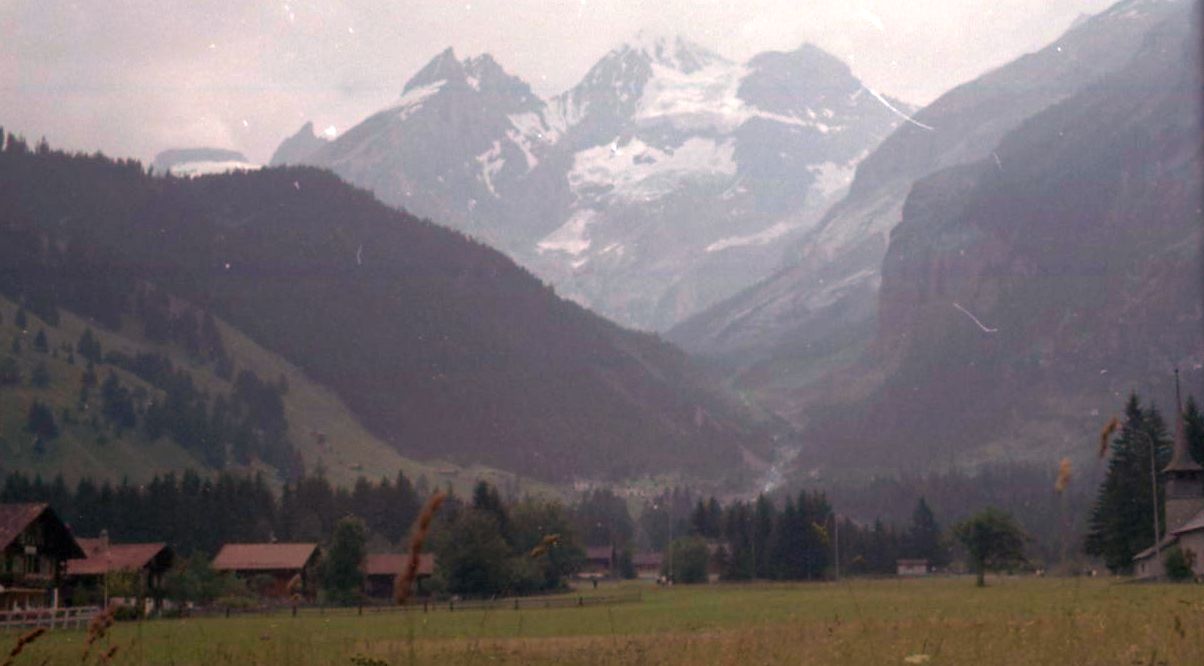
[0,136,776,483]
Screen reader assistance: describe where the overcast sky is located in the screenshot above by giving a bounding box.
[0,0,1116,164]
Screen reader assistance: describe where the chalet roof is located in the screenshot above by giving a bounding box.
[1132,534,1179,562]
[585,546,613,561]
[67,540,172,576]
[363,553,435,577]
[632,552,662,567]
[212,543,318,571]
[0,503,85,558]
[0,503,47,550]
[896,559,930,566]
[1171,508,1204,536]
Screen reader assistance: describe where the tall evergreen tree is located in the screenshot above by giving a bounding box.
[30,361,50,388]
[33,329,48,353]
[906,497,949,567]
[752,494,774,579]
[26,400,59,440]
[1085,394,1171,573]
[1185,395,1204,466]
[0,356,20,385]
[320,516,367,605]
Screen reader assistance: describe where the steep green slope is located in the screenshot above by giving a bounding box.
[0,141,775,483]
[0,294,531,491]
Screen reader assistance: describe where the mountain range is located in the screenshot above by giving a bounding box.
[272,34,909,331]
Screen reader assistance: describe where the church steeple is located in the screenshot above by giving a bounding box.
[1163,368,1204,531]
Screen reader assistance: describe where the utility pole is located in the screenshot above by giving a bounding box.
[1150,434,1162,563]
[101,529,111,609]
[834,516,840,581]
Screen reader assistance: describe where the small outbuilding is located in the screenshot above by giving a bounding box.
[362,553,435,599]
[632,552,663,579]
[212,543,320,598]
[579,546,614,578]
[896,559,930,576]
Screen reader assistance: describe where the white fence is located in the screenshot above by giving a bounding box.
[0,606,99,632]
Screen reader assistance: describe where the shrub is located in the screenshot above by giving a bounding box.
[1164,547,1195,582]
[664,537,710,584]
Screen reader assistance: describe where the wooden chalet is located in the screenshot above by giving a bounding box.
[66,539,175,609]
[0,503,85,609]
[212,543,320,598]
[632,552,663,579]
[579,545,614,578]
[362,553,435,599]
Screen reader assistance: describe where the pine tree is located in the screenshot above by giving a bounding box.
[26,400,59,440]
[33,329,48,353]
[14,307,27,331]
[30,361,50,388]
[320,516,366,605]
[472,480,511,544]
[752,494,774,579]
[77,328,102,364]
[0,357,20,385]
[1185,396,1204,466]
[1085,394,1171,573]
[906,497,949,567]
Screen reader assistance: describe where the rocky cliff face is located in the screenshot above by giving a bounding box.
[669,0,1191,392]
[795,3,1203,470]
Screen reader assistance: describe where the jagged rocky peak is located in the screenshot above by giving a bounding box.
[269,121,329,167]
[400,47,539,109]
[403,46,465,93]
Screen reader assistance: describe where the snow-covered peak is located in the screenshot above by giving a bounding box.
[618,32,726,73]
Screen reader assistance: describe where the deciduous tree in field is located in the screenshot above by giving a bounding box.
[953,507,1027,587]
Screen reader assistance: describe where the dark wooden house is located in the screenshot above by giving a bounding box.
[0,503,85,609]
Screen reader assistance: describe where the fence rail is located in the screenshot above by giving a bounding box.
[0,606,99,633]
[195,589,644,619]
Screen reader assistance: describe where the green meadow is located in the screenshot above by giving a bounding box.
[7,577,1204,665]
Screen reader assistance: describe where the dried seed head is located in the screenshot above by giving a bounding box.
[1099,416,1121,458]
[395,490,446,605]
[1055,457,1072,494]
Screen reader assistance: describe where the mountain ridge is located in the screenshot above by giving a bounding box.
[0,139,779,483]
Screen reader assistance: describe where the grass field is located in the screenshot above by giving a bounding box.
[7,577,1204,665]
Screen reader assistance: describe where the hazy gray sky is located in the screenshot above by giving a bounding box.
[0,0,1115,164]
